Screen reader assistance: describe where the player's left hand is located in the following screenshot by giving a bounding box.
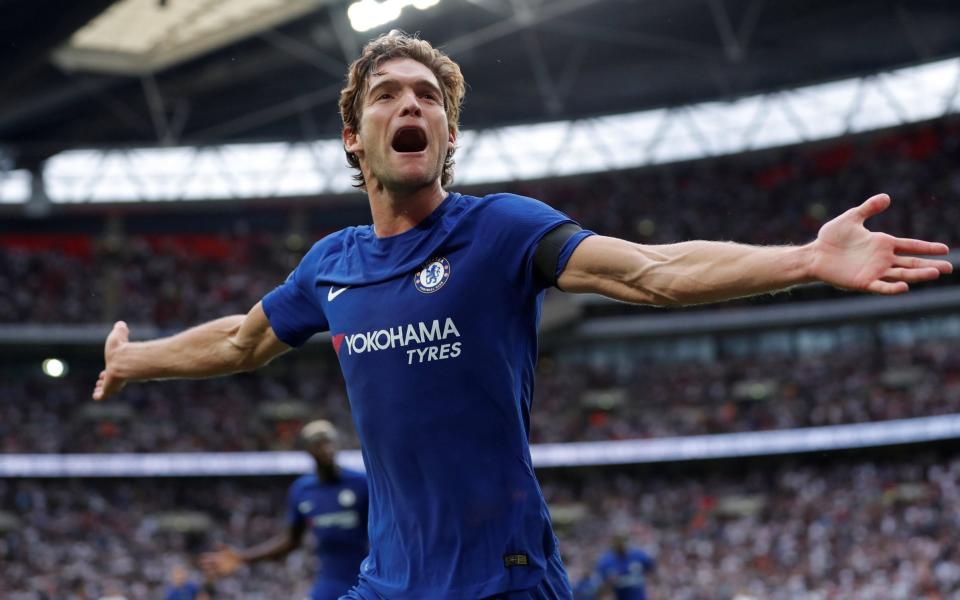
[199,544,244,579]
[92,321,130,401]
[808,193,952,294]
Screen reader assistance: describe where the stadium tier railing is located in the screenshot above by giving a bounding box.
[2,414,959,477]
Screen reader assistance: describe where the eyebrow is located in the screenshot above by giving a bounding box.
[366,77,443,102]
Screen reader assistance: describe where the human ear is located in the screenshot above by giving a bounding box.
[343,126,363,154]
[447,128,456,153]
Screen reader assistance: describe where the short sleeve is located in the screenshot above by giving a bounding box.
[555,229,594,281]
[262,262,329,347]
[482,194,586,292]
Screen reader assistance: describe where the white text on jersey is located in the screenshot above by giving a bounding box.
[341,317,463,365]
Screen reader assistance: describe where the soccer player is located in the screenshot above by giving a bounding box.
[595,535,655,600]
[199,420,368,600]
[93,32,952,600]
[164,564,200,600]
[570,566,601,600]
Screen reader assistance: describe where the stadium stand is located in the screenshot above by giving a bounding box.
[2,118,959,326]
[2,318,958,452]
[4,450,960,599]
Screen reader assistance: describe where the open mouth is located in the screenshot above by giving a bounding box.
[391,126,428,153]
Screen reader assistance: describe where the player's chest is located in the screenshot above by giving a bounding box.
[321,244,499,336]
[296,486,361,528]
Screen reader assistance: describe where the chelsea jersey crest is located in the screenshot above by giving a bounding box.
[414,257,451,294]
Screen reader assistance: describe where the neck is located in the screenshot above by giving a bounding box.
[366,178,447,238]
[315,461,339,482]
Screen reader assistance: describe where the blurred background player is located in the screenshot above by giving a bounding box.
[200,420,368,600]
[570,565,600,600]
[164,564,201,600]
[595,534,655,600]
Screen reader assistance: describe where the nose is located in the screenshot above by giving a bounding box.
[398,89,422,118]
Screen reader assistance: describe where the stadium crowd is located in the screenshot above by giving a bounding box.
[554,450,960,600]
[4,451,960,599]
[2,335,959,453]
[532,338,960,443]
[0,361,357,454]
[0,476,311,600]
[1,118,958,327]
[0,234,297,328]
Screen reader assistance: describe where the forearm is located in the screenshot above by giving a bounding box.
[561,236,817,306]
[237,533,297,563]
[630,240,816,305]
[111,315,253,382]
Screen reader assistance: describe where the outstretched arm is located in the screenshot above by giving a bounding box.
[92,301,289,401]
[558,194,952,305]
[200,524,304,580]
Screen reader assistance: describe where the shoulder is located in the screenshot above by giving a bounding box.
[301,227,369,265]
[473,192,557,216]
[452,192,572,246]
[289,473,318,493]
[630,549,654,564]
[287,226,375,288]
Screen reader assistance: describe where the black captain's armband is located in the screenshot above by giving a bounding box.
[533,222,583,288]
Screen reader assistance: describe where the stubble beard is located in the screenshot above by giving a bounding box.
[373,150,446,194]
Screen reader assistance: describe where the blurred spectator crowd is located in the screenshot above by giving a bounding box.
[532,340,960,443]
[2,337,959,453]
[0,234,297,327]
[0,118,958,327]
[551,450,960,600]
[1,476,311,600]
[0,359,357,454]
[4,451,960,599]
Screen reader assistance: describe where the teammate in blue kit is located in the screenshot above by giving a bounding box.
[93,32,952,600]
[164,564,201,600]
[595,535,654,600]
[200,420,368,599]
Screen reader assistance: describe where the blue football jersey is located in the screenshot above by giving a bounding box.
[287,469,369,584]
[263,192,592,599]
[595,549,655,600]
[164,582,199,600]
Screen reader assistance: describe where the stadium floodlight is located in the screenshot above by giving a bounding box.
[0,169,30,204]
[347,0,443,32]
[53,0,328,75]
[41,358,68,378]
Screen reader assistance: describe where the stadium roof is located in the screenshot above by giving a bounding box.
[2,0,959,169]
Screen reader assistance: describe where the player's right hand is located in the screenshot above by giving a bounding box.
[92,321,129,402]
[199,544,244,579]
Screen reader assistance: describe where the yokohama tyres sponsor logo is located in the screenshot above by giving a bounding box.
[332,317,463,364]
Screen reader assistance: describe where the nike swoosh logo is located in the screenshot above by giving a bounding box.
[327,286,350,301]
